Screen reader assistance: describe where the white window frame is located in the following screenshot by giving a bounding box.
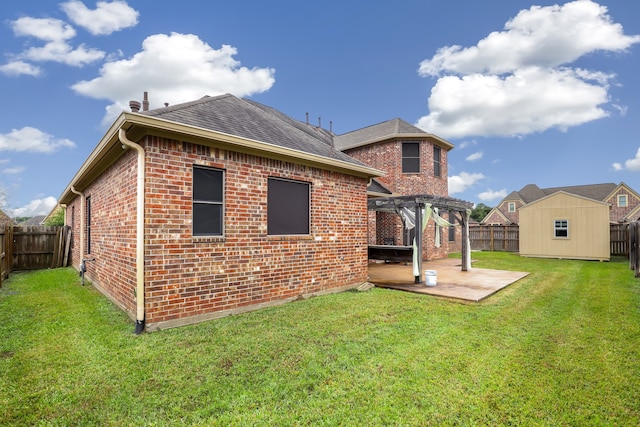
[554,219,569,239]
[508,202,516,213]
[618,194,628,208]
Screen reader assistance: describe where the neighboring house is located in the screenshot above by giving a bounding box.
[334,119,461,259]
[0,210,16,227]
[19,215,46,226]
[59,93,383,332]
[519,191,610,261]
[482,183,640,225]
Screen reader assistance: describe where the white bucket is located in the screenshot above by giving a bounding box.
[425,270,437,287]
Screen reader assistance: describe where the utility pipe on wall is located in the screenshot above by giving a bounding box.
[119,128,146,334]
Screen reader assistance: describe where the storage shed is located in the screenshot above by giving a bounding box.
[519,191,610,261]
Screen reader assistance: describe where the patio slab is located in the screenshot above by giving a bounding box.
[368,258,529,302]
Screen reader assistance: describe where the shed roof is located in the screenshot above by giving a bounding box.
[509,183,618,204]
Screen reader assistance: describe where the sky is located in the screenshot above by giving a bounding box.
[1,0,639,218]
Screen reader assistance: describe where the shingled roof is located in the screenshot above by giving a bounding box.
[514,183,618,203]
[143,94,364,168]
[333,118,454,151]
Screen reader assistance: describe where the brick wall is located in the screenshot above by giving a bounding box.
[345,138,451,259]
[66,149,139,316]
[68,136,370,330]
[609,188,640,222]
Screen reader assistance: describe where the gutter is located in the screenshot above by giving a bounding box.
[70,187,85,261]
[119,128,146,335]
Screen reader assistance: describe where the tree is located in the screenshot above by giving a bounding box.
[44,207,65,226]
[470,203,492,222]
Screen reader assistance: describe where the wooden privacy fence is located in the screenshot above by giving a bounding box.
[470,223,630,256]
[0,225,71,287]
[469,225,520,252]
[629,222,640,277]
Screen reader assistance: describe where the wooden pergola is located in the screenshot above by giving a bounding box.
[367,194,474,283]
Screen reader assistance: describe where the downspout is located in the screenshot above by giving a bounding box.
[70,187,85,263]
[119,128,146,334]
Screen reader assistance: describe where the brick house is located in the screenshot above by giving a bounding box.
[482,182,640,225]
[334,119,463,260]
[59,94,383,332]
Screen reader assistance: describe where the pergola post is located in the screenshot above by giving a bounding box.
[461,209,470,271]
[414,202,423,284]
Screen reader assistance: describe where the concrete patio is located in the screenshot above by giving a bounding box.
[367,258,529,302]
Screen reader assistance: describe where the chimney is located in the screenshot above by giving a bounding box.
[142,91,149,111]
[129,100,141,112]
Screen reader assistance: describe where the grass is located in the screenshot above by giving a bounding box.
[1,252,639,426]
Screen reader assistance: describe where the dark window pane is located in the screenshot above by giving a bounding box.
[193,204,222,236]
[193,166,224,236]
[402,158,420,173]
[434,146,441,177]
[402,142,420,157]
[555,229,568,237]
[193,167,223,202]
[402,142,420,173]
[268,178,310,235]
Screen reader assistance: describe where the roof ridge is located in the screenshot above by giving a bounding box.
[143,93,230,116]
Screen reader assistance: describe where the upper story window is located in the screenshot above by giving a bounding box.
[554,219,568,238]
[402,142,420,173]
[433,146,441,177]
[618,194,628,207]
[268,178,310,235]
[508,202,516,213]
[193,165,224,236]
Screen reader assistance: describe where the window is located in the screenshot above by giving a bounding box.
[86,196,91,254]
[508,202,516,213]
[193,166,224,236]
[402,142,420,173]
[618,195,628,207]
[554,220,568,238]
[433,146,441,177]
[268,178,310,235]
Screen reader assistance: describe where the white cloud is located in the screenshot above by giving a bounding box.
[11,16,76,41]
[418,67,610,138]
[478,189,508,202]
[21,41,105,67]
[466,151,483,162]
[448,171,484,194]
[419,0,639,77]
[10,16,105,67]
[0,127,76,153]
[61,0,139,36]
[613,147,640,171]
[11,196,58,217]
[458,139,477,149]
[0,61,42,77]
[416,0,640,139]
[3,166,26,174]
[72,32,276,125]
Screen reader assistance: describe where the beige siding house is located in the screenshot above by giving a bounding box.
[519,191,610,261]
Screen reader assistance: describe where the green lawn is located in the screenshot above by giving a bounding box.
[1,252,639,426]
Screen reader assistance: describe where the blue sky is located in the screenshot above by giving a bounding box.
[1,0,639,217]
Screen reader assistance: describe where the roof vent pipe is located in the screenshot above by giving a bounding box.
[142,91,149,111]
[129,101,141,112]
